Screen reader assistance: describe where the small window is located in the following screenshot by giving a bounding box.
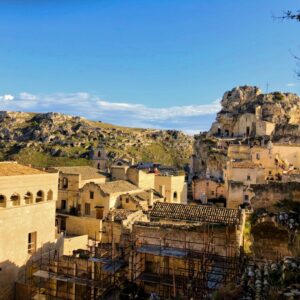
[206,182,209,187]
[62,177,68,189]
[173,192,178,199]
[244,195,249,202]
[269,171,272,175]
[247,175,251,181]
[126,198,129,203]
[0,195,6,208]
[61,200,67,210]
[98,151,101,158]
[90,191,94,199]
[211,191,215,196]
[85,203,91,215]
[28,232,37,254]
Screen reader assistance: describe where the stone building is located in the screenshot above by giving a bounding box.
[0,162,58,299]
[111,165,187,204]
[224,161,265,208]
[154,173,187,204]
[90,146,108,171]
[192,177,225,204]
[53,166,106,213]
[56,180,143,239]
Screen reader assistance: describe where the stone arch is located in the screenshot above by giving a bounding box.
[0,194,6,208]
[24,191,33,205]
[11,193,20,206]
[47,190,53,201]
[36,190,44,203]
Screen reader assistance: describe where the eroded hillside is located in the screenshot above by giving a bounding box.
[0,111,193,167]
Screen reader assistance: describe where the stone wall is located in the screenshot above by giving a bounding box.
[251,182,300,208]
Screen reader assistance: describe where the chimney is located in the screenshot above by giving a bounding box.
[148,190,154,207]
[159,185,165,198]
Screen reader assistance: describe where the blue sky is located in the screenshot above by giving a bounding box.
[0,0,299,133]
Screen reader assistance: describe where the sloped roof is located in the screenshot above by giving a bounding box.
[54,166,106,180]
[129,189,163,202]
[150,202,241,225]
[99,180,139,194]
[0,162,46,176]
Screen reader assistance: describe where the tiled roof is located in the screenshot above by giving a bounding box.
[0,162,46,176]
[150,202,241,225]
[54,166,106,180]
[99,180,139,194]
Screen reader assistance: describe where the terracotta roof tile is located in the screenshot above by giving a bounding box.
[150,202,241,225]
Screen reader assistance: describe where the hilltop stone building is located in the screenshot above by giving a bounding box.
[90,146,108,171]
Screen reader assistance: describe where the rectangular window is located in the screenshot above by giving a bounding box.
[90,191,94,199]
[256,153,260,160]
[206,182,209,187]
[28,232,37,254]
[244,195,249,202]
[247,175,251,181]
[85,203,91,215]
[61,200,67,210]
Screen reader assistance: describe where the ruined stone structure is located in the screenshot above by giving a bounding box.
[130,202,245,298]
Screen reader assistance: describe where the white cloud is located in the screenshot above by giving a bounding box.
[286,83,297,87]
[0,94,14,101]
[0,91,219,131]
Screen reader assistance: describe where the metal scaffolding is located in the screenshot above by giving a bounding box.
[129,224,244,300]
[21,236,131,300]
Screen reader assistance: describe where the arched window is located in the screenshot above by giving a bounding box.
[173,192,178,200]
[47,190,53,201]
[0,195,6,208]
[62,177,68,189]
[24,192,33,205]
[97,163,101,169]
[11,193,20,206]
[36,190,44,203]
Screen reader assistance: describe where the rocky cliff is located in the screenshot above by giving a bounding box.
[193,86,300,177]
[215,85,300,138]
[0,111,193,167]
